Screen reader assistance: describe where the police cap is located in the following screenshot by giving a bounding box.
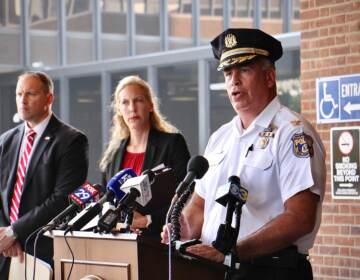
[211,28,283,71]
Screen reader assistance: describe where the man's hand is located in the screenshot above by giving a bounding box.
[0,227,16,253]
[186,244,225,263]
[2,241,24,262]
[160,213,192,244]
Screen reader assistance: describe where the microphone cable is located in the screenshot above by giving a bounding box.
[64,230,75,280]
[23,225,47,280]
[167,225,172,280]
[169,182,195,242]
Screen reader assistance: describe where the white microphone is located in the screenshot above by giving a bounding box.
[120,174,152,207]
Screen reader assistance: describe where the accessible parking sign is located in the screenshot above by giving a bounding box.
[317,74,360,123]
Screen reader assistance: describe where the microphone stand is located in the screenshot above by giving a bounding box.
[212,199,243,280]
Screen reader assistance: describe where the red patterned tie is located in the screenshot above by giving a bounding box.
[9,129,36,224]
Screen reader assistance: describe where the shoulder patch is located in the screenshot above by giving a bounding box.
[291,133,314,158]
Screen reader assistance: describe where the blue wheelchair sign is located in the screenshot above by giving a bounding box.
[317,74,360,123]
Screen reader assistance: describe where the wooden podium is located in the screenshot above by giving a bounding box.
[50,230,226,280]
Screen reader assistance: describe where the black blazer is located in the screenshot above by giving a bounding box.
[102,129,191,236]
[0,115,88,267]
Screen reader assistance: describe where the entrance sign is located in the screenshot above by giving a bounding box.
[317,74,360,123]
[331,127,360,199]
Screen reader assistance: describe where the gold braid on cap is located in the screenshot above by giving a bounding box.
[217,55,257,71]
[220,47,269,62]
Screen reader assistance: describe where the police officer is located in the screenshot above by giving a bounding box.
[161,28,326,280]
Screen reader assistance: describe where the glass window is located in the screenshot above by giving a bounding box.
[230,0,253,29]
[158,63,198,155]
[101,0,128,60]
[292,0,300,31]
[276,49,301,113]
[0,82,17,133]
[0,0,21,66]
[209,60,235,134]
[135,0,160,55]
[52,79,60,116]
[29,0,58,67]
[199,0,223,45]
[69,76,102,183]
[168,0,192,50]
[261,0,283,34]
[66,0,93,64]
[0,0,21,26]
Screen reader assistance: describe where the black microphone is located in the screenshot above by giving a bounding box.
[175,155,209,197]
[212,175,248,254]
[45,182,102,231]
[215,175,248,206]
[166,155,209,223]
[97,188,141,233]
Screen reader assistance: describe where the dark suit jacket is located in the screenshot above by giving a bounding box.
[0,114,88,268]
[102,129,190,236]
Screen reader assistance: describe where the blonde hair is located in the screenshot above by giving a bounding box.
[99,75,177,171]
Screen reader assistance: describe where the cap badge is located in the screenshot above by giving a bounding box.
[225,34,237,48]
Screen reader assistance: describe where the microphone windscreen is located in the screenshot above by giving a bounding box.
[107,168,137,200]
[187,155,209,179]
[69,182,101,208]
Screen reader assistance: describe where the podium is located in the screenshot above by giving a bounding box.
[50,230,226,280]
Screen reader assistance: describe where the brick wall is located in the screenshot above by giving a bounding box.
[301,0,360,279]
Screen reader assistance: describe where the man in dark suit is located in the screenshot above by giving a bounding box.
[0,71,88,277]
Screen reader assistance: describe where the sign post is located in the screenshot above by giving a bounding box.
[317,74,360,124]
[331,127,360,199]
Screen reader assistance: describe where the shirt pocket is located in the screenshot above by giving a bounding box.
[243,149,273,170]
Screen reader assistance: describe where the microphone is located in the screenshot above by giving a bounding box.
[215,175,248,206]
[175,155,209,197]
[97,172,155,233]
[166,155,209,223]
[45,182,102,231]
[64,168,137,233]
[120,174,152,207]
[212,176,248,254]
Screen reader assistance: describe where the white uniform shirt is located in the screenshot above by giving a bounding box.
[195,97,326,254]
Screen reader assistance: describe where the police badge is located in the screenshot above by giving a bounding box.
[291,133,313,158]
[224,33,237,48]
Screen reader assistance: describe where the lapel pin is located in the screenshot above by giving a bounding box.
[44,136,51,140]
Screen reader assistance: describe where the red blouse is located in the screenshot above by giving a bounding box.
[120,151,145,175]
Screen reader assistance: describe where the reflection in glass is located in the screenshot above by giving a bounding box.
[230,0,253,29]
[69,76,102,183]
[66,0,93,64]
[135,0,160,54]
[199,0,223,45]
[168,0,192,50]
[158,63,198,155]
[101,0,128,59]
[0,0,21,65]
[29,0,58,67]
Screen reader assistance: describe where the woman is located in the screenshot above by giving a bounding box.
[100,75,190,237]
